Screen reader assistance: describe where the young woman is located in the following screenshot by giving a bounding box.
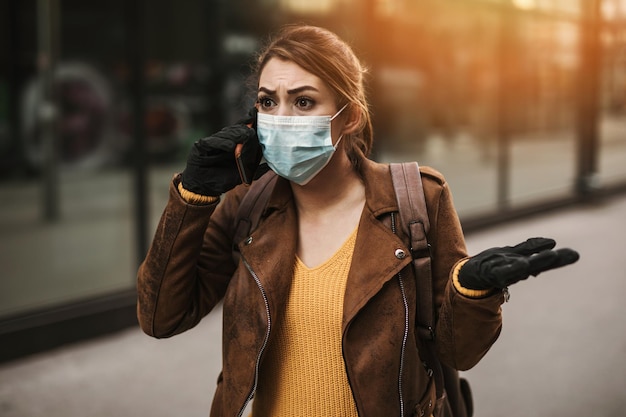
[137,25,579,417]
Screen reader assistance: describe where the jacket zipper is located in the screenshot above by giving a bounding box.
[237,256,272,417]
[391,212,410,417]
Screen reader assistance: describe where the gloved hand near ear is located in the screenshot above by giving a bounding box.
[458,237,580,291]
[181,108,262,197]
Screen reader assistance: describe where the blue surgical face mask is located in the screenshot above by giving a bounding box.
[257,104,347,185]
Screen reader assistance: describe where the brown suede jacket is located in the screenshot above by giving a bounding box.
[137,156,505,417]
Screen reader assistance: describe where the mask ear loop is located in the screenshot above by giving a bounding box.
[330,103,349,121]
[331,103,349,148]
[333,134,344,150]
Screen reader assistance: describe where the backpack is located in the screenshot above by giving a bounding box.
[232,162,473,417]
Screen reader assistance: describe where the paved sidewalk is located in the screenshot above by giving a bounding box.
[0,194,625,417]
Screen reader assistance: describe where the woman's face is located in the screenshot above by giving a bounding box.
[257,58,339,118]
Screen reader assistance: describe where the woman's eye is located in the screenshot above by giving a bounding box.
[296,97,314,109]
[257,97,274,109]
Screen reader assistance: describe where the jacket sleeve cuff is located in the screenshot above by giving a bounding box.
[452,259,494,298]
[176,180,220,205]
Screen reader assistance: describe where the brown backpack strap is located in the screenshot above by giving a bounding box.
[390,162,433,337]
[391,162,472,417]
[390,162,445,403]
[232,170,278,263]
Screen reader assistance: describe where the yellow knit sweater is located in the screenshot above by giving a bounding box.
[251,228,359,417]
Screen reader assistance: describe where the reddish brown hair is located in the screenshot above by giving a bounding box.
[252,25,373,165]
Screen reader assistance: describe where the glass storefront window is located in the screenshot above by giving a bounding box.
[508,18,580,206]
[0,1,136,319]
[361,5,503,216]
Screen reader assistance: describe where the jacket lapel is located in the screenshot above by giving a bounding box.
[342,206,411,330]
[237,178,298,321]
[342,157,413,329]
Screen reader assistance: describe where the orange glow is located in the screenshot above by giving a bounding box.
[512,0,536,10]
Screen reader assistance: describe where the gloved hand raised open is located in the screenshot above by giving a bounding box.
[458,237,580,290]
[181,109,262,197]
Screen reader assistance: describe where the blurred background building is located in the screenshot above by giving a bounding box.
[1,0,625,362]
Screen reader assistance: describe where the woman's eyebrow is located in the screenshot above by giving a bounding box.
[258,85,320,95]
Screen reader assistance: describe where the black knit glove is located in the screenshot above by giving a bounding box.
[181,110,261,196]
[458,237,580,290]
